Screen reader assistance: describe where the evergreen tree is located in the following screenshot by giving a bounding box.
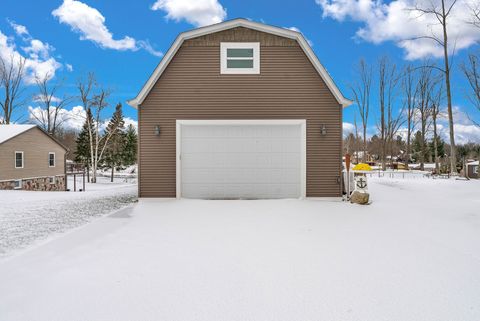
[122,124,137,166]
[104,103,125,182]
[411,131,429,165]
[74,108,94,181]
[429,136,445,162]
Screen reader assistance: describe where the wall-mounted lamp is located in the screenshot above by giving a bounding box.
[154,125,161,136]
[320,124,327,136]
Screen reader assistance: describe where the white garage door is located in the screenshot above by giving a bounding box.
[177,120,305,199]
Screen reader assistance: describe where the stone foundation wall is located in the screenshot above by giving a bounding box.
[0,175,66,191]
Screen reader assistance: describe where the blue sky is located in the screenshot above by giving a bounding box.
[1,0,479,143]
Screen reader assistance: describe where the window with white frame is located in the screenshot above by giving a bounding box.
[14,179,22,189]
[49,152,55,167]
[49,176,55,184]
[220,42,260,74]
[15,151,23,169]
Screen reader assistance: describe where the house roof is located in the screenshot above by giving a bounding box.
[0,124,36,144]
[127,18,353,109]
[0,124,68,151]
[467,160,479,166]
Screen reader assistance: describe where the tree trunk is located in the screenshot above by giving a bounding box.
[111,164,114,183]
[441,0,457,174]
[420,123,426,171]
[363,125,367,162]
[433,113,440,173]
[406,127,411,164]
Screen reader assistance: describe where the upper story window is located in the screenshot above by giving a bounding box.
[49,152,55,167]
[15,151,24,169]
[220,42,260,74]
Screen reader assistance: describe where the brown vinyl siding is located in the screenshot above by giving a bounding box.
[0,127,66,181]
[139,27,342,197]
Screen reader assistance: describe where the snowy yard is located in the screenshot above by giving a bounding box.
[0,177,479,320]
[0,176,137,257]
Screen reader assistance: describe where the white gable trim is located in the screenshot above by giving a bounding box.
[127,18,353,108]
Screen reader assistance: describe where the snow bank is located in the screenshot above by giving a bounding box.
[0,176,137,257]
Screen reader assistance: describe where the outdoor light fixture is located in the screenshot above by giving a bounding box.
[154,125,161,136]
[320,124,327,136]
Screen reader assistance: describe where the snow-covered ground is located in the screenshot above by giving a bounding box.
[0,176,137,257]
[0,177,479,320]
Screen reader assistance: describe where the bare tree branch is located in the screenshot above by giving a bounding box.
[0,55,27,124]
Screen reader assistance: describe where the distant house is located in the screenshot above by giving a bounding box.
[0,125,67,191]
[466,161,479,179]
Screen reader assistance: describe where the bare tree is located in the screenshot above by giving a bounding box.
[461,53,480,127]
[431,82,444,173]
[350,59,372,162]
[0,55,27,124]
[354,111,360,163]
[401,64,418,164]
[468,1,480,28]
[31,73,71,136]
[415,65,437,170]
[378,57,402,169]
[410,0,459,173]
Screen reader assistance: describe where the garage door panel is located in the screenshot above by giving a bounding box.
[180,123,303,199]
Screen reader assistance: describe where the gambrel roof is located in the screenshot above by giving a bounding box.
[127,18,352,108]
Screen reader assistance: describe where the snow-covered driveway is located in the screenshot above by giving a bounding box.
[0,178,479,321]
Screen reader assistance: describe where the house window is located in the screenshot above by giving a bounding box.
[14,180,22,189]
[49,152,55,167]
[15,151,23,169]
[49,176,56,184]
[220,42,260,74]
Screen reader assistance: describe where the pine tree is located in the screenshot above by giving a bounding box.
[412,131,429,166]
[122,124,137,167]
[103,103,125,182]
[75,108,94,181]
[429,137,445,162]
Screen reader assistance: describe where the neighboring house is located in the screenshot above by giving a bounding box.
[128,18,352,199]
[466,161,479,179]
[0,125,67,191]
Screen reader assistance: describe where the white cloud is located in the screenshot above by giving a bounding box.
[316,0,480,60]
[65,63,73,72]
[32,94,63,104]
[393,106,480,144]
[137,40,163,57]
[52,0,136,50]
[22,39,54,60]
[151,0,227,27]
[286,27,314,47]
[52,0,162,57]
[8,21,29,37]
[0,25,62,84]
[29,105,138,132]
[29,105,86,131]
[438,106,480,144]
[343,122,355,137]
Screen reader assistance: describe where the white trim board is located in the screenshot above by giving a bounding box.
[220,42,260,74]
[176,119,307,199]
[127,18,352,108]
